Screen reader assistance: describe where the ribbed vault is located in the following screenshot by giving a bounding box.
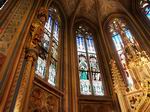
[58,0,131,24]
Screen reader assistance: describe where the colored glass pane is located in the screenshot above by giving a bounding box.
[112,34,124,51]
[45,16,53,33]
[76,34,86,52]
[35,57,46,78]
[140,0,150,20]
[51,40,58,60]
[109,18,136,91]
[89,54,99,72]
[86,36,96,53]
[48,59,57,86]
[80,71,92,95]
[41,31,50,51]
[78,53,88,71]
[53,21,59,41]
[35,6,61,87]
[92,72,104,96]
[76,25,104,96]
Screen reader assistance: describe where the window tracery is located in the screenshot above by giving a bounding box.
[108,18,140,91]
[35,6,61,87]
[140,0,150,20]
[75,24,104,96]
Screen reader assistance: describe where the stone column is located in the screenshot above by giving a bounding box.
[13,7,48,112]
[14,48,37,112]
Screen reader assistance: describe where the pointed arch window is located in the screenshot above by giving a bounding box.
[140,0,150,20]
[35,6,61,87]
[108,18,140,91]
[75,25,104,96]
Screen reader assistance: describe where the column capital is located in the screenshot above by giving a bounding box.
[25,48,38,61]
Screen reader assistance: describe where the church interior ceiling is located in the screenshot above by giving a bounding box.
[59,0,131,24]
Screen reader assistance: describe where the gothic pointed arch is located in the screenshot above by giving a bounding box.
[28,1,67,111]
[34,4,62,88]
[104,13,149,52]
[73,18,106,96]
[104,13,150,111]
[104,13,150,91]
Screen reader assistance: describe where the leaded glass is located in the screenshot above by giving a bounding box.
[41,30,50,51]
[76,34,86,52]
[80,71,88,80]
[78,53,88,71]
[80,80,92,95]
[35,57,46,78]
[86,36,96,53]
[35,6,61,87]
[47,8,60,86]
[89,54,99,72]
[140,0,150,20]
[92,72,104,96]
[51,39,58,60]
[45,16,53,33]
[80,71,92,95]
[109,18,137,91]
[48,59,57,86]
[76,25,104,96]
[53,20,59,41]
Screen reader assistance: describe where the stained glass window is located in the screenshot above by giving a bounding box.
[108,18,139,91]
[0,0,7,10]
[140,0,150,20]
[35,57,46,78]
[76,25,104,96]
[35,6,61,87]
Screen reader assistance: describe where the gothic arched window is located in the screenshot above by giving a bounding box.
[140,0,150,20]
[75,24,104,96]
[35,6,61,87]
[108,18,140,91]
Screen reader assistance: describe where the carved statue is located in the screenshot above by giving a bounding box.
[29,7,48,48]
[110,57,150,112]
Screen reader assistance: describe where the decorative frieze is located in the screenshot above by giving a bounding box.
[28,85,59,112]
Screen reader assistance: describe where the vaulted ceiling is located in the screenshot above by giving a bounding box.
[58,0,132,24]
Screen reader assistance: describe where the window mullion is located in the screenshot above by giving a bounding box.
[55,26,60,88]
[83,34,94,95]
[45,18,55,82]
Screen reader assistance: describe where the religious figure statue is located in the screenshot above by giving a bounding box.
[29,7,48,48]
